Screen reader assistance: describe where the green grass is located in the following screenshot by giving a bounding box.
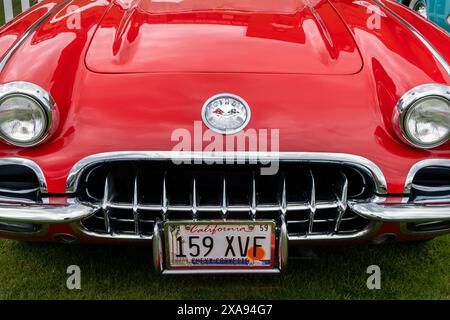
[0,236,448,299]
[1,0,38,26]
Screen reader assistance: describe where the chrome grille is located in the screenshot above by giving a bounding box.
[77,161,373,239]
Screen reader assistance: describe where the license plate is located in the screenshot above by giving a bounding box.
[165,221,276,270]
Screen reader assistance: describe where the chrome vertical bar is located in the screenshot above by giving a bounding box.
[162,172,168,219]
[251,172,257,220]
[221,176,227,220]
[281,175,287,215]
[102,174,112,234]
[278,216,288,271]
[307,170,316,234]
[133,176,139,235]
[192,177,198,220]
[334,171,348,233]
[152,220,164,273]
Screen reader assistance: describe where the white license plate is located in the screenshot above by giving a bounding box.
[165,221,276,270]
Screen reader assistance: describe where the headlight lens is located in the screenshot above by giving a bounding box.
[404,97,450,147]
[395,84,450,149]
[0,82,57,147]
[0,95,48,146]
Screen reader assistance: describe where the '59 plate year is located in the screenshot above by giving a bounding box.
[165,221,276,270]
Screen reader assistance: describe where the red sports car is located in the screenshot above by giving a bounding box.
[0,0,449,274]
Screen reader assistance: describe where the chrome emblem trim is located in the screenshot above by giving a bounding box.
[201,93,251,135]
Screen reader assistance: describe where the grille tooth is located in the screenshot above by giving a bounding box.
[192,177,198,219]
[333,171,348,233]
[132,176,139,235]
[250,172,256,220]
[162,172,168,218]
[79,162,373,238]
[102,173,113,234]
[307,170,316,234]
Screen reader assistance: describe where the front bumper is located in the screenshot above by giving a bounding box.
[1,199,449,228]
[0,201,98,224]
[349,201,450,222]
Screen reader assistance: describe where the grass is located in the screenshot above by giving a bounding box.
[1,0,38,26]
[0,235,448,300]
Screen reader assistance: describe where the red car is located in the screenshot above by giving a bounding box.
[0,0,449,274]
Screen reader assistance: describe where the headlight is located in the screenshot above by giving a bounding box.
[0,82,57,147]
[394,84,450,149]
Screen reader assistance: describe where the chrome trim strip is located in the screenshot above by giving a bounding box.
[288,220,381,241]
[0,0,71,73]
[404,159,450,193]
[349,201,450,222]
[0,157,47,193]
[0,200,99,224]
[372,0,450,75]
[162,269,281,275]
[71,224,151,241]
[0,187,40,194]
[66,151,388,194]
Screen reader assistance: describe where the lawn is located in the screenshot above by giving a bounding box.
[0,235,448,299]
[0,0,38,26]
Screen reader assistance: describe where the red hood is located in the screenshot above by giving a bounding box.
[85,0,363,74]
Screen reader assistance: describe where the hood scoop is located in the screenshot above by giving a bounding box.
[85,0,362,74]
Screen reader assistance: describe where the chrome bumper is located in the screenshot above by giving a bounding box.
[0,199,449,227]
[0,201,99,224]
[349,201,450,222]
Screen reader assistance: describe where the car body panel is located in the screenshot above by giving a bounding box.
[85,0,363,74]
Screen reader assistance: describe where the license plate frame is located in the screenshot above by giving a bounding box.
[163,220,277,271]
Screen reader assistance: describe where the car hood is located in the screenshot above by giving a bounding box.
[84,0,363,74]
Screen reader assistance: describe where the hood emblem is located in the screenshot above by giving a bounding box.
[201,94,251,134]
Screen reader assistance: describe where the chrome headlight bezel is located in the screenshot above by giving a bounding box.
[393,84,450,149]
[0,82,58,147]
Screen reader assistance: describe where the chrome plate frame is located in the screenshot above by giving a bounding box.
[153,219,288,274]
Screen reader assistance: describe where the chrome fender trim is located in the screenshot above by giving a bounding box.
[404,159,450,193]
[0,157,47,193]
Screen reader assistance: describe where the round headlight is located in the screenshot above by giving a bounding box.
[404,97,450,147]
[0,95,47,145]
[0,82,57,147]
[395,84,450,149]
